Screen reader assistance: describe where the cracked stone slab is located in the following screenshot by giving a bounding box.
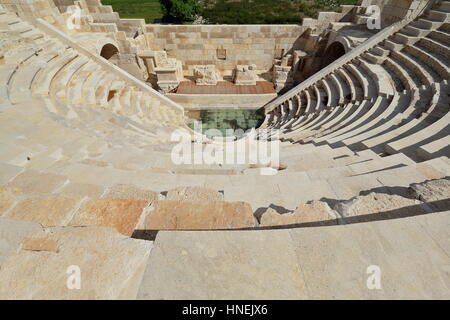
[5,170,67,194]
[143,200,257,230]
[22,238,59,252]
[165,186,224,202]
[102,184,159,202]
[4,195,83,227]
[0,186,20,214]
[70,198,149,236]
[137,230,308,299]
[288,211,450,299]
[259,200,339,227]
[59,182,104,198]
[334,192,431,222]
[0,162,23,185]
[0,217,42,266]
[0,226,152,299]
[408,178,450,211]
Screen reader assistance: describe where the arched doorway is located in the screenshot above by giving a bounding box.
[322,42,346,68]
[100,43,119,60]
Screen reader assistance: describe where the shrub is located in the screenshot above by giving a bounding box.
[160,0,202,23]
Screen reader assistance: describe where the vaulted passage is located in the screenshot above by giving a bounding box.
[322,42,346,68]
[100,43,119,60]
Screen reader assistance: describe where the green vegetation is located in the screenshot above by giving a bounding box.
[100,0,164,23]
[160,0,202,23]
[188,109,265,137]
[101,0,360,25]
[202,0,361,24]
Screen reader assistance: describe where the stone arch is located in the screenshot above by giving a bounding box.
[100,43,119,60]
[322,41,346,68]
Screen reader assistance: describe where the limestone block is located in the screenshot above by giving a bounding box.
[193,65,220,85]
[103,184,159,202]
[272,64,293,92]
[0,217,42,266]
[0,186,19,214]
[137,230,309,299]
[260,201,339,227]
[59,182,104,198]
[334,192,431,223]
[22,238,59,252]
[408,178,450,211]
[143,200,256,230]
[70,198,149,236]
[0,226,152,299]
[5,196,83,227]
[0,162,23,185]
[165,186,224,202]
[233,64,257,85]
[5,170,67,195]
[288,211,450,299]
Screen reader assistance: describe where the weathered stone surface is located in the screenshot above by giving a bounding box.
[259,201,338,227]
[0,162,23,185]
[5,196,83,227]
[59,182,104,198]
[233,64,257,85]
[334,192,431,222]
[0,186,19,214]
[165,186,224,202]
[0,217,42,266]
[144,200,256,230]
[288,211,450,299]
[22,238,59,252]
[193,65,220,85]
[103,184,158,202]
[70,198,149,236]
[408,178,450,211]
[0,226,152,299]
[137,230,309,299]
[139,211,450,300]
[80,159,110,167]
[6,170,67,194]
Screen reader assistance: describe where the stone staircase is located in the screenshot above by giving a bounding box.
[262,1,450,164]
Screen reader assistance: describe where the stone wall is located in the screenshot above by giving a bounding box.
[166,92,277,110]
[143,24,308,77]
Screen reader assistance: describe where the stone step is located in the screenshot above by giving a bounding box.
[391,49,439,86]
[51,55,90,100]
[438,1,450,13]
[385,112,450,158]
[0,219,152,299]
[402,25,432,37]
[413,18,444,30]
[384,55,421,90]
[405,44,450,79]
[417,135,450,160]
[312,100,372,144]
[393,32,420,45]
[427,9,450,22]
[32,49,78,96]
[343,92,414,148]
[419,36,450,59]
[325,97,389,146]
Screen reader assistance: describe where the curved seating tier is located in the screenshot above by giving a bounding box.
[262,1,450,166]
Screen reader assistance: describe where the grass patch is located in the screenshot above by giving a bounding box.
[100,0,361,25]
[100,0,164,23]
[202,0,362,24]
